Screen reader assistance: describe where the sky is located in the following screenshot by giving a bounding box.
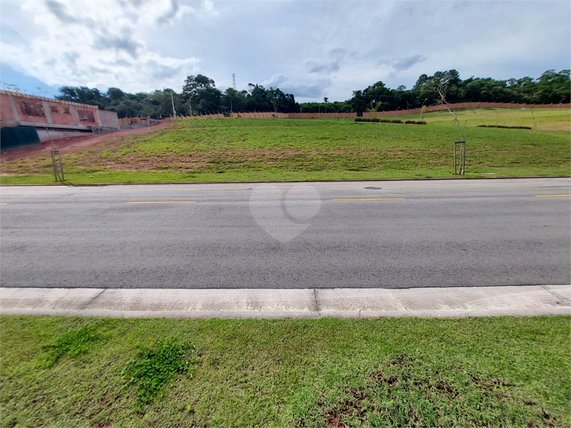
[0,0,569,103]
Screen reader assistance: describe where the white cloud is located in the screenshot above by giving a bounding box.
[0,0,569,101]
[1,0,202,92]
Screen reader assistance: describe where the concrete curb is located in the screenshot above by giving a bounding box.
[1,176,570,187]
[1,285,569,319]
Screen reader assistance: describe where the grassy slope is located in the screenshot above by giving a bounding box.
[1,316,569,427]
[1,108,569,185]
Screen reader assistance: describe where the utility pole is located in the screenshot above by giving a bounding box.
[230,74,237,116]
[171,91,176,119]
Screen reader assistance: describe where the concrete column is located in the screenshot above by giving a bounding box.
[7,94,21,123]
[68,105,79,126]
[42,101,54,125]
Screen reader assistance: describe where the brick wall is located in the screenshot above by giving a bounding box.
[0,91,119,130]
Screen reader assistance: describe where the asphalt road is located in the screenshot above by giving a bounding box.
[1,178,569,289]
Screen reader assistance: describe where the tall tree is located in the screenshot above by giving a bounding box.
[221,88,247,113]
[182,74,221,115]
[182,75,215,99]
[535,69,571,104]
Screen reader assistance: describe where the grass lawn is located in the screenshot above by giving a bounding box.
[1,108,569,185]
[1,315,569,427]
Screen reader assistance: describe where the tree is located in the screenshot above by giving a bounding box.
[181,75,221,115]
[182,74,216,99]
[221,88,247,114]
[56,86,104,107]
[268,88,297,113]
[535,69,571,104]
[107,87,125,101]
[194,87,222,115]
[245,84,272,112]
[349,90,368,115]
[114,99,138,118]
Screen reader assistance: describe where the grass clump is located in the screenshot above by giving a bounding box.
[41,323,98,367]
[122,337,199,408]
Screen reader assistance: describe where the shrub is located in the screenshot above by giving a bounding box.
[477,125,531,130]
[42,324,98,367]
[122,337,200,408]
[355,117,380,123]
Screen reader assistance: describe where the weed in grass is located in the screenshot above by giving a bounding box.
[41,323,98,368]
[122,337,200,408]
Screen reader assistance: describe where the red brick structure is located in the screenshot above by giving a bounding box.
[0,91,120,141]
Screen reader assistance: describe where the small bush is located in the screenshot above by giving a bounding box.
[122,337,200,408]
[354,118,380,123]
[478,125,532,130]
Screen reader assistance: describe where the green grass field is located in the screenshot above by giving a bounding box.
[1,108,569,185]
[1,316,569,427]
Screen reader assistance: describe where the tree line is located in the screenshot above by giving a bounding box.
[301,69,570,114]
[56,74,298,119]
[55,69,570,118]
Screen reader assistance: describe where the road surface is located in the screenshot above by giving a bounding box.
[1,178,569,289]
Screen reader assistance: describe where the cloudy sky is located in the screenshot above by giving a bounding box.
[0,0,569,102]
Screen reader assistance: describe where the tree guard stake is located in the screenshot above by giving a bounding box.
[453,141,465,175]
[50,150,64,182]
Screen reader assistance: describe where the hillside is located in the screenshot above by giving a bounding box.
[1,108,569,184]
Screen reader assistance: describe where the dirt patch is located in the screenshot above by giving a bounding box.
[320,387,370,428]
[0,121,172,162]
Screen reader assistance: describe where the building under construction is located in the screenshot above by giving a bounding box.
[0,91,120,152]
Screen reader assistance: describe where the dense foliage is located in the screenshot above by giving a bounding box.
[56,74,298,118]
[301,69,571,113]
[55,69,570,118]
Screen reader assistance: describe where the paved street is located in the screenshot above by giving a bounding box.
[1,178,569,289]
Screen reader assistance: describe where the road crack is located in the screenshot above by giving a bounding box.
[72,288,108,313]
[540,285,571,306]
[312,288,322,317]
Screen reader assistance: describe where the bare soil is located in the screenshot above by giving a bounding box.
[0,121,172,162]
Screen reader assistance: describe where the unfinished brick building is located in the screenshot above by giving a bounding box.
[0,91,120,151]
